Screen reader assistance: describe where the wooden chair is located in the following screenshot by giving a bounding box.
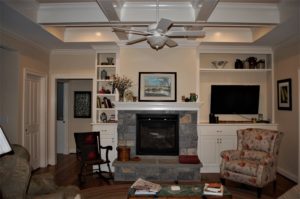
[74,131,113,185]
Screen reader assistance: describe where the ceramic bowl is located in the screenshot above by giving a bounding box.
[211,60,228,69]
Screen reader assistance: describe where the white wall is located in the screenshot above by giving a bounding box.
[119,47,198,100]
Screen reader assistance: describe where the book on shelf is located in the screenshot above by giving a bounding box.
[97,97,101,108]
[203,183,224,196]
[103,97,113,108]
[131,178,161,195]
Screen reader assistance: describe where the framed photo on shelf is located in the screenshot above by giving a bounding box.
[74,91,92,118]
[277,78,292,110]
[138,72,177,102]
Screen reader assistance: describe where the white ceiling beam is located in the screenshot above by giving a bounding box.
[37,2,279,25]
[37,2,109,23]
[195,0,220,22]
[95,0,120,22]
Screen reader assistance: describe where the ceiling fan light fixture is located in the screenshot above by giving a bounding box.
[147,36,168,50]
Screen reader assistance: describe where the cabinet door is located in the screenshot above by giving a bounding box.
[218,135,237,164]
[219,135,237,152]
[200,135,219,166]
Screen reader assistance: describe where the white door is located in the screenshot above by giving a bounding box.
[56,82,69,154]
[24,74,41,169]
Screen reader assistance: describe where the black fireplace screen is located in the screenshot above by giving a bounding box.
[136,114,179,155]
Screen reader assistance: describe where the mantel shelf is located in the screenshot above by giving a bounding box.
[115,102,203,111]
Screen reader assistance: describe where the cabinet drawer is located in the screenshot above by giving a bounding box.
[92,123,117,136]
[199,125,236,136]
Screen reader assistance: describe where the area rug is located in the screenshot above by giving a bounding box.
[80,184,276,199]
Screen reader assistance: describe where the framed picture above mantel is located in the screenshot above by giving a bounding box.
[138,72,177,102]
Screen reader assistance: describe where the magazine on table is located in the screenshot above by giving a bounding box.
[131,178,161,195]
[203,183,224,196]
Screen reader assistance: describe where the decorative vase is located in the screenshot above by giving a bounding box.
[118,88,125,102]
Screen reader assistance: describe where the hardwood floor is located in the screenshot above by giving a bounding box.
[34,154,296,198]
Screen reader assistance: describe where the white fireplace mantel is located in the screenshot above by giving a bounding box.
[114,102,202,111]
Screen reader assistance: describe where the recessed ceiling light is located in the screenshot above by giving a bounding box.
[214,32,221,37]
[96,32,102,36]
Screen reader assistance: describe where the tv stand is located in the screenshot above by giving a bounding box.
[197,123,278,173]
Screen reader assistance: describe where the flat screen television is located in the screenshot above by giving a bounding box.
[210,85,260,114]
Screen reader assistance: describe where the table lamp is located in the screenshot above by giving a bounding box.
[0,126,13,157]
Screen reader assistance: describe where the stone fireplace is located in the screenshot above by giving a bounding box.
[113,102,201,181]
[117,110,198,157]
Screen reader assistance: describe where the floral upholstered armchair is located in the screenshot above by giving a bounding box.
[220,128,283,198]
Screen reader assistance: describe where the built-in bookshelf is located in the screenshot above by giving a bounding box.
[94,51,118,124]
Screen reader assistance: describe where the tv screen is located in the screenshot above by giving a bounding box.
[210,85,260,114]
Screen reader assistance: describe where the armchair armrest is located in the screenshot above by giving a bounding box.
[220,150,242,161]
[100,145,113,151]
[259,154,275,166]
[100,145,113,162]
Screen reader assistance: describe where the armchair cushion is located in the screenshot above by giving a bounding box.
[220,150,242,161]
[223,159,259,176]
[241,150,275,166]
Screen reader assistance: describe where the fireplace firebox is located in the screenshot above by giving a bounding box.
[136,114,179,156]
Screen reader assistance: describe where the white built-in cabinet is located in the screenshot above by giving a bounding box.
[92,48,120,171]
[198,124,278,173]
[198,46,274,123]
[197,46,278,173]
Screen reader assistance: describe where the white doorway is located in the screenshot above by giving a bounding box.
[56,81,69,154]
[23,70,47,169]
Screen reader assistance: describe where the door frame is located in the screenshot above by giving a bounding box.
[298,70,300,183]
[22,68,48,168]
[56,81,70,155]
[48,74,93,165]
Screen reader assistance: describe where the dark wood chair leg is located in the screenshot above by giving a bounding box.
[257,187,262,198]
[273,180,277,192]
[79,163,85,185]
[107,162,113,179]
[220,178,226,185]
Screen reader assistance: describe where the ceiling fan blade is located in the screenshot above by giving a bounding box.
[126,37,147,45]
[156,18,173,33]
[165,38,178,48]
[166,30,206,37]
[113,27,151,36]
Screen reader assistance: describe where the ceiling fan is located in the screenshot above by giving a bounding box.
[112,1,205,50]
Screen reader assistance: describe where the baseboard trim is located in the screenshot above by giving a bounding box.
[277,167,298,183]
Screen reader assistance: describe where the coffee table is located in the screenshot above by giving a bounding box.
[127,184,232,199]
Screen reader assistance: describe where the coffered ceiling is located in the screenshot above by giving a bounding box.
[1,0,298,50]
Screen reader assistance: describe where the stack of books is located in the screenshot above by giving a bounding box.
[203,182,224,196]
[131,178,161,195]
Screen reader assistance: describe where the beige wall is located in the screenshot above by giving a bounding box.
[274,0,300,182]
[67,79,93,152]
[48,51,95,163]
[274,36,300,181]
[0,31,49,145]
[120,47,198,100]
